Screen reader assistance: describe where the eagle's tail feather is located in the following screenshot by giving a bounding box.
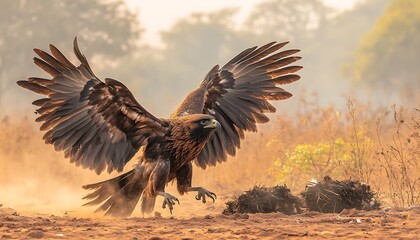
[82,169,146,217]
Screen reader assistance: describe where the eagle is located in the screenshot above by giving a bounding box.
[17,38,301,217]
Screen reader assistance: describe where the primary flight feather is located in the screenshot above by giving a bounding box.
[17,38,301,216]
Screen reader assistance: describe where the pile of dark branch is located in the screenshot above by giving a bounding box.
[301,176,381,213]
[223,185,302,215]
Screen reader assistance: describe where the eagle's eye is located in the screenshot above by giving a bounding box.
[200,119,207,125]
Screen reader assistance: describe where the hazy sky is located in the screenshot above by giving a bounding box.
[125,0,359,46]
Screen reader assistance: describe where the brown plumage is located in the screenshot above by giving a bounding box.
[17,38,301,216]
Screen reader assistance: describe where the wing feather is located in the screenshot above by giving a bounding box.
[18,38,169,174]
[195,41,301,169]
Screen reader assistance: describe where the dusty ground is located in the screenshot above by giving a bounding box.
[1,204,419,239]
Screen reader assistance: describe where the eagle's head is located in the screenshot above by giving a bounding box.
[175,114,220,141]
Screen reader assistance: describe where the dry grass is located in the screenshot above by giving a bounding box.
[374,106,420,206]
[266,97,419,207]
[0,95,418,212]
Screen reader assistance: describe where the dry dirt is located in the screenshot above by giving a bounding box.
[1,202,419,239]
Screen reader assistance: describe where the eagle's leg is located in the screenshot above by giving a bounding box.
[176,163,217,204]
[144,160,179,214]
[158,191,180,214]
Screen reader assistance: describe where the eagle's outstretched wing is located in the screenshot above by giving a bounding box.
[17,38,168,174]
[196,41,301,169]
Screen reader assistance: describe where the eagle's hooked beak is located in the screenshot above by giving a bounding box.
[204,119,221,129]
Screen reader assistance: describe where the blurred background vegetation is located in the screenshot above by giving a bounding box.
[1,0,419,116]
[0,0,419,210]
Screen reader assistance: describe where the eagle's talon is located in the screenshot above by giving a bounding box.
[209,192,217,203]
[190,187,217,204]
[159,192,179,214]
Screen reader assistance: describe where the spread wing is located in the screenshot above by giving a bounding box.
[196,41,301,169]
[17,38,169,174]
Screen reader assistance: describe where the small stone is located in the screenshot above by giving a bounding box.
[27,230,44,238]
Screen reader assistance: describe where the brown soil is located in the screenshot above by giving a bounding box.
[1,203,419,239]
